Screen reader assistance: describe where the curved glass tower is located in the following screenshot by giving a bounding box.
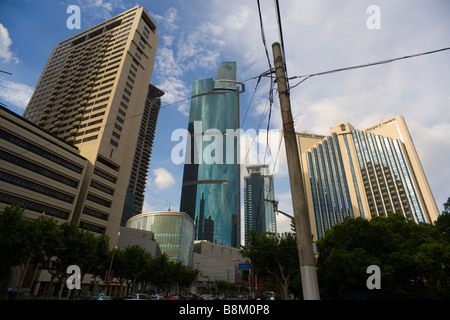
[126,211,195,266]
[180,62,241,247]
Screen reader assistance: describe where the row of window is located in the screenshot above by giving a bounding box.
[0,149,79,188]
[0,192,69,220]
[0,170,74,203]
[0,129,83,173]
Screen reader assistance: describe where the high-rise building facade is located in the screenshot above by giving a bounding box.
[121,84,164,226]
[297,116,439,240]
[244,165,277,247]
[22,6,160,245]
[180,62,241,247]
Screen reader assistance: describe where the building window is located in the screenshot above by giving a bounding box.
[79,221,106,234]
[0,170,74,203]
[0,150,78,188]
[90,180,114,195]
[0,129,83,173]
[82,135,98,143]
[93,167,117,183]
[83,206,109,221]
[86,193,111,208]
[112,131,121,140]
[0,192,69,220]
[110,139,118,147]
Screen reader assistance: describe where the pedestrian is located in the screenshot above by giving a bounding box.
[5,285,12,300]
[13,287,19,300]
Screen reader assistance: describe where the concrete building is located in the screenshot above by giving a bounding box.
[21,6,160,245]
[0,105,87,223]
[243,164,277,247]
[0,105,89,293]
[297,115,440,240]
[117,226,160,257]
[192,241,246,293]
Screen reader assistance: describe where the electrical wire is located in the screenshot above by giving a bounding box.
[274,0,289,91]
[289,46,450,89]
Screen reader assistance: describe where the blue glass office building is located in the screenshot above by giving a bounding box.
[297,116,439,240]
[244,165,277,247]
[180,62,241,247]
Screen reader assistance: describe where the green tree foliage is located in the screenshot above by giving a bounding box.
[240,230,300,300]
[317,213,450,299]
[0,205,31,272]
[0,205,220,298]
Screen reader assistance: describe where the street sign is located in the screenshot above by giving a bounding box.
[238,263,252,270]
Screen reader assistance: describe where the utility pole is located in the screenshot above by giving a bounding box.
[272,42,320,300]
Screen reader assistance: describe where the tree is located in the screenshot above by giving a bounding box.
[111,245,152,295]
[317,214,450,299]
[0,205,31,273]
[436,197,450,242]
[240,231,300,300]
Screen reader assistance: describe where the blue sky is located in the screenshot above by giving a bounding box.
[1,0,449,235]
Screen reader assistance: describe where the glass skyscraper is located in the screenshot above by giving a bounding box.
[180,62,241,248]
[297,116,440,240]
[244,165,277,247]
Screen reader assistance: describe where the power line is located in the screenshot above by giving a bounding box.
[256,0,273,74]
[274,0,289,91]
[289,46,450,89]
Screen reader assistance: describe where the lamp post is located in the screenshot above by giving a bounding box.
[105,231,120,296]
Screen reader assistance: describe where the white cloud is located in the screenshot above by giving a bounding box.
[0,79,34,109]
[153,168,175,189]
[147,0,450,218]
[155,47,183,78]
[155,76,190,116]
[75,0,127,21]
[0,23,19,63]
[273,191,295,234]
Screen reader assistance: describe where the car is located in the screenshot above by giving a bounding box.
[87,294,113,300]
[150,294,165,300]
[125,293,150,300]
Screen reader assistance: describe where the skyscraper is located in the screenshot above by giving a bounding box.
[244,164,277,247]
[121,84,164,226]
[297,115,440,240]
[22,6,160,245]
[180,62,242,247]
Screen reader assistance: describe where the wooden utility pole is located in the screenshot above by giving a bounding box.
[272,42,320,300]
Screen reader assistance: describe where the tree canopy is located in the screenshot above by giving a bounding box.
[240,230,301,299]
[317,213,450,299]
[0,204,198,298]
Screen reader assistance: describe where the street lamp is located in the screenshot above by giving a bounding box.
[105,231,120,295]
[266,199,318,255]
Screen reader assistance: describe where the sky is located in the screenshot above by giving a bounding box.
[0,0,449,236]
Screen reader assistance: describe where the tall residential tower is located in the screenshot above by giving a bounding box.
[297,116,439,240]
[22,6,160,245]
